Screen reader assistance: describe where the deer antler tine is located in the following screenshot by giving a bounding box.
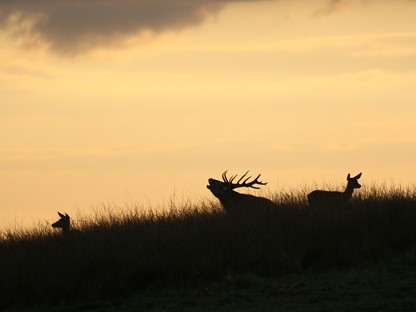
[242,175,253,185]
[222,170,229,182]
[229,174,238,183]
[224,171,268,190]
[247,174,266,189]
[254,174,268,185]
[237,171,250,184]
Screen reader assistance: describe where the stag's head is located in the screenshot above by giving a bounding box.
[207,170,267,199]
[207,171,275,215]
[52,212,71,234]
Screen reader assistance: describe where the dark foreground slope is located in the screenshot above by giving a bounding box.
[16,255,416,312]
[1,186,416,310]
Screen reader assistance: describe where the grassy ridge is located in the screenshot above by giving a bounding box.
[1,185,416,310]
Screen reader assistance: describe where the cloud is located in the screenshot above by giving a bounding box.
[0,65,52,79]
[0,0,263,55]
[314,0,353,16]
[315,0,416,16]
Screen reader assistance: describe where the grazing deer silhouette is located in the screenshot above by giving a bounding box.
[52,212,71,234]
[307,173,362,207]
[207,171,275,215]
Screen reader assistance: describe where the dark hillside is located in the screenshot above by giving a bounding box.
[1,186,416,310]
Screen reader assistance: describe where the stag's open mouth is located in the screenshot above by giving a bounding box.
[206,178,214,190]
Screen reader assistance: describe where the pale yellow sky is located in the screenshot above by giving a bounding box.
[1,0,416,227]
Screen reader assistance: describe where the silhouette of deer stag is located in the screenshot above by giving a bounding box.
[307,173,362,207]
[52,212,71,234]
[207,170,275,215]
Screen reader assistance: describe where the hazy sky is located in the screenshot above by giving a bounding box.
[1,0,416,227]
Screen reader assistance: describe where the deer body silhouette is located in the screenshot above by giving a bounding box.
[52,212,71,234]
[307,173,362,207]
[207,171,275,215]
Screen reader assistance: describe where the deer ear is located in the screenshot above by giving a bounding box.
[347,173,351,180]
[354,172,362,179]
[58,212,65,218]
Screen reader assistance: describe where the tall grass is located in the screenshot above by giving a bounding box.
[1,185,416,309]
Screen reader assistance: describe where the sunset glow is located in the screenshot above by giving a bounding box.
[1,0,416,227]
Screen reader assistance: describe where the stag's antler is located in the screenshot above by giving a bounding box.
[222,170,267,190]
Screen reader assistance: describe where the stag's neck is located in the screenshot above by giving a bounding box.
[216,190,239,205]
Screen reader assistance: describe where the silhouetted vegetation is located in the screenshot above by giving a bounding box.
[1,185,416,310]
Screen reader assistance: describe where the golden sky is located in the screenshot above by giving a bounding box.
[1,0,416,227]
